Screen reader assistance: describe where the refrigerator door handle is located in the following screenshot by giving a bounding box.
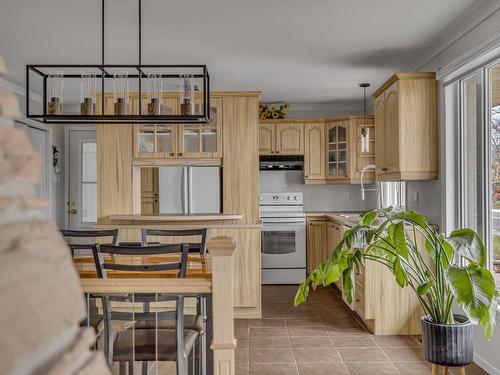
[181,167,187,214]
[187,167,193,214]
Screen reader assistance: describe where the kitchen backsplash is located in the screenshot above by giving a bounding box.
[259,170,378,212]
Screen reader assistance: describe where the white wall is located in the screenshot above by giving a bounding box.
[5,87,66,228]
[407,5,500,373]
[260,171,378,212]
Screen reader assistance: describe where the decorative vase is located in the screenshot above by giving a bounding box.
[421,314,473,367]
[47,97,62,115]
[80,97,95,115]
[114,98,128,115]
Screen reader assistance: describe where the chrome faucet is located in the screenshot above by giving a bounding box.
[360,164,377,200]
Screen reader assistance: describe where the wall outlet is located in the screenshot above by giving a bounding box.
[344,192,350,200]
[413,192,419,205]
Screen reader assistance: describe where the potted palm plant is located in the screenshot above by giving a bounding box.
[295,209,498,367]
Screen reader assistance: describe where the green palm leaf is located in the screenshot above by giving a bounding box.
[446,264,498,339]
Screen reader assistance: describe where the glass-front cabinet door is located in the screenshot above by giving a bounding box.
[326,121,349,180]
[178,98,222,158]
[134,124,177,158]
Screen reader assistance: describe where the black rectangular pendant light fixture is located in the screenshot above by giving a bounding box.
[25,0,210,124]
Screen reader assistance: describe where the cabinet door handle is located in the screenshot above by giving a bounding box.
[179,152,184,156]
[381,167,387,171]
[276,151,280,154]
[170,152,175,156]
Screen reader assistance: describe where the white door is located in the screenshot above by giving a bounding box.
[68,130,97,229]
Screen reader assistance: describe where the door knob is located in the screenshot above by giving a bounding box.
[68,201,77,215]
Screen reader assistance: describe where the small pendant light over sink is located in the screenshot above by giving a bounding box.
[359,82,370,153]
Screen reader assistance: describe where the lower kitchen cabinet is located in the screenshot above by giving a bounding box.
[113,226,262,319]
[307,214,423,335]
[306,219,327,274]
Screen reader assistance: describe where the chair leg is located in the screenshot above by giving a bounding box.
[198,334,204,375]
[119,362,126,375]
[432,364,439,375]
[177,357,184,375]
[129,361,134,375]
[142,361,148,375]
[457,367,466,375]
[442,366,448,375]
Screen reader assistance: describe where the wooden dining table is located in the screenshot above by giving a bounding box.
[74,242,234,375]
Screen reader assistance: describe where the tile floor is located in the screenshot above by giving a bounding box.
[235,285,488,375]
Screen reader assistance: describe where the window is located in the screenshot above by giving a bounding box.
[379,181,406,210]
[489,63,500,287]
[454,59,500,290]
[81,142,97,223]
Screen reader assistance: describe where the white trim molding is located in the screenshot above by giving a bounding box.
[411,0,500,73]
[0,77,42,103]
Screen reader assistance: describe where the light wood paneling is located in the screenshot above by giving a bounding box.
[258,124,275,155]
[275,122,304,155]
[97,122,134,224]
[304,122,325,180]
[210,228,261,309]
[398,78,438,178]
[222,96,260,225]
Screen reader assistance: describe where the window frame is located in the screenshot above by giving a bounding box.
[448,56,500,294]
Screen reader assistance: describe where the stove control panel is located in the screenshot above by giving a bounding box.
[259,192,303,206]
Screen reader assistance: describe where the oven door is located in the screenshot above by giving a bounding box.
[261,218,306,269]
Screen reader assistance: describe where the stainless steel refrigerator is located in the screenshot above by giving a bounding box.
[158,166,221,214]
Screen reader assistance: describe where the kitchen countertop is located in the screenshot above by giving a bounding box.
[107,213,243,222]
[306,212,366,227]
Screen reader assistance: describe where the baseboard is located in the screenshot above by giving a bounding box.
[473,352,500,375]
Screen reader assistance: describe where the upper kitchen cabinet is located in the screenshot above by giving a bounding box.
[373,72,438,181]
[258,120,304,155]
[324,116,375,184]
[133,97,222,159]
[304,122,325,181]
[133,96,179,159]
[258,123,275,155]
[275,122,304,154]
[325,120,349,182]
[178,97,223,158]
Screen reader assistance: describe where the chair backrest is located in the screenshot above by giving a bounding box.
[141,228,208,255]
[93,242,190,320]
[61,229,119,257]
[93,242,191,368]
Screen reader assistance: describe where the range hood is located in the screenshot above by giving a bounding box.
[259,155,304,170]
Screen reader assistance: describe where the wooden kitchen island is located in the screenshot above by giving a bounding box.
[96,214,262,319]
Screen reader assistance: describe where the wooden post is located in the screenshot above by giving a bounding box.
[208,236,237,375]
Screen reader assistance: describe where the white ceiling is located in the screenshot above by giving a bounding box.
[0,0,487,105]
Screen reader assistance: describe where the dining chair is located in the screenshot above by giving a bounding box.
[61,229,119,339]
[61,228,119,258]
[140,229,208,255]
[140,228,208,374]
[93,242,198,375]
